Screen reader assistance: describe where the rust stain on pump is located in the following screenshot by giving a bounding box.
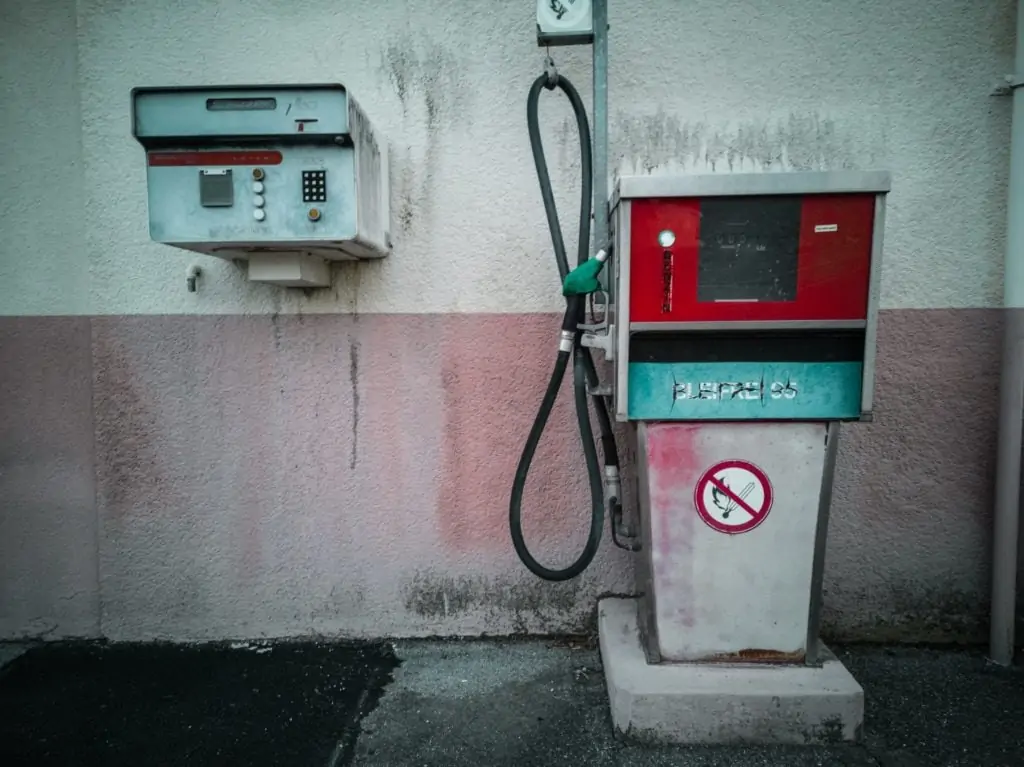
[703,648,806,664]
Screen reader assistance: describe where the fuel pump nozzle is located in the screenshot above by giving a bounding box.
[562,248,608,297]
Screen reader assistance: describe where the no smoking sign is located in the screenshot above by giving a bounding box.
[693,459,774,535]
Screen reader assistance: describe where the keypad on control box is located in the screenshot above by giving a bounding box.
[302,170,327,203]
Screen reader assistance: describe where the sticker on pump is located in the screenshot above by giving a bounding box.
[693,459,774,535]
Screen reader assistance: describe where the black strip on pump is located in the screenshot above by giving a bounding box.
[630,329,865,364]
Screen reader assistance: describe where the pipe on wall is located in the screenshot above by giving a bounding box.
[592,0,608,259]
[990,0,1024,667]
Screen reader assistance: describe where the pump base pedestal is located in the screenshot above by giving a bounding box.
[598,598,863,745]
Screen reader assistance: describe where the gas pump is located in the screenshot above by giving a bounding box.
[511,0,890,745]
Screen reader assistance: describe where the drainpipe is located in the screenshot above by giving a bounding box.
[990,0,1024,667]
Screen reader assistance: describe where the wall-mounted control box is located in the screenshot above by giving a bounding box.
[131,83,390,288]
[609,171,891,423]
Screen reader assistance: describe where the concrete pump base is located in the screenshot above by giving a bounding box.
[597,597,864,745]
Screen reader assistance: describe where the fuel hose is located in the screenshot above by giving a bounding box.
[508,70,621,582]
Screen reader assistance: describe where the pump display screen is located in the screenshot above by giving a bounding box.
[627,191,876,323]
[697,197,800,303]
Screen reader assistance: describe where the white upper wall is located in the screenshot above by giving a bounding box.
[0,0,1015,315]
[0,0,88,316]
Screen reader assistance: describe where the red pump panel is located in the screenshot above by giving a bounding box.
[628,193,875,323]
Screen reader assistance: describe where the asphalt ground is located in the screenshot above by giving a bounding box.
[1,638,1022,766]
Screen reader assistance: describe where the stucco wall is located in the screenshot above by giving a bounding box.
[0,0,1018,642]
[0,0,87,315]
[9,0,1014,317]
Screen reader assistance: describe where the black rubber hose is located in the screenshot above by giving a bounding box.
[508,72,620,582]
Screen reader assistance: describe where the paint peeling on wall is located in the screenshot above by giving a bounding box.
[611,111,864,175]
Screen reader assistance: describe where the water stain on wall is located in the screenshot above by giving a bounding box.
[611,110,861,174]
[401,570,586,633]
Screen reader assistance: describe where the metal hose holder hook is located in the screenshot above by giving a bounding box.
[544,53,559,89]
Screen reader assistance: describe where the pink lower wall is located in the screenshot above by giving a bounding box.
[0,318,98,639]
[0,310,1016,642]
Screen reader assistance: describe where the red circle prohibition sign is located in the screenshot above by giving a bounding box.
[693,459,774,535]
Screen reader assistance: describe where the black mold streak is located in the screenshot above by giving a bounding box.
[612,110,860,173]
[270,312,282,351]
[396,152,416,233]
[401,571,586,634]
[820,582,991,644]
[379,39,469,132]
[380,35,470,224]
[424,83,439,131]
[349,341,360,470]
[382,43,409,107]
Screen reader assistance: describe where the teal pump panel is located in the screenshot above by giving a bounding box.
[131,84,390,287]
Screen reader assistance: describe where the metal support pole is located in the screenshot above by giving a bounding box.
[990,0,1024,667]
[592,0,609,263]
[806,422,840,666]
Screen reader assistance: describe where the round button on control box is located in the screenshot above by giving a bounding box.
[307,208,322,222]
[253,209,266,222]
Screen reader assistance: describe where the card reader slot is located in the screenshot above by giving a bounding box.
[137,134,354,150]
[630,329,865,363]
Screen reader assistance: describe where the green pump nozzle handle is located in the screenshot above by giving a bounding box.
[562,249,608,297]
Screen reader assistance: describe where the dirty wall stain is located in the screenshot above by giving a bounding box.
[400,570,586,633]
[612,111,864,174]
[381,37,470,131]
[379,34,472,237]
